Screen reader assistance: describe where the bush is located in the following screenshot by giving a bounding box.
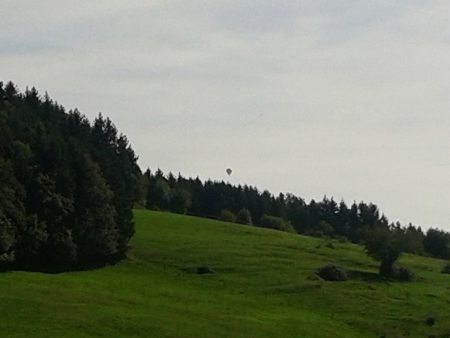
[393,267,414,281]
[317,264,348,281]
[363,226,404,277]
[236,208,252,225]
[305,221,334,238]
[259,214,295,233]
[441,262,450,274]
[317,221,335,236]
[219,210,236,223]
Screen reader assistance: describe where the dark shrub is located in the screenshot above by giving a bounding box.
[393,267,414,281]
[259,214,295,233]
[236,208,252,225]
[317,264,348,281]
[316,221,335,236]
[219,209,236,223]
[441,262,450,274]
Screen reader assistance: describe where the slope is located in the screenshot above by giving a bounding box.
[0,209,448,337]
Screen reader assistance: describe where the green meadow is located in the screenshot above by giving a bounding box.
[0,209,449,338]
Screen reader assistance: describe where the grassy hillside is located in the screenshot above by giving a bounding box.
[0,210,449,338]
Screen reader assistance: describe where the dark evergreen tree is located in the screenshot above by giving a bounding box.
[169,188,191,214]
[424,228,450,259]
[0,82,141,268]
[72,154,118,261]
[0,157,25,261]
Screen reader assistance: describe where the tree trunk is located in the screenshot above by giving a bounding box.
[379,260,395,277]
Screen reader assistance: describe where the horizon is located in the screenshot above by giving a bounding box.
[2,1,450,232]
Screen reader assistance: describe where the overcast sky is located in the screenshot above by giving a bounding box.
[2,0,450,231]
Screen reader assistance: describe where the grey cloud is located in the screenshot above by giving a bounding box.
[1,0,450,230]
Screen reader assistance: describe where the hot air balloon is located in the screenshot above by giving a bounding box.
[226,168,232,176]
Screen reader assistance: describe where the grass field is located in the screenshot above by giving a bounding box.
[0,209,449,337]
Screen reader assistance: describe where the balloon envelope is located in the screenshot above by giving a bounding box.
[226,168,232,176]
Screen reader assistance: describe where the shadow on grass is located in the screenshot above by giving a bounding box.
[348,269,416,283]
[0,253,126,274]
[347,269,385,282]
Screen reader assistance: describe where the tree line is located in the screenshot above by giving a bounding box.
[1,81,448,273]
[141,169,450,262]
[0,82,142,269]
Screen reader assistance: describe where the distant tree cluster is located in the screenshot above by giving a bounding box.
[142,169,450,261]
[2,80,449,273]
[0,82,141,268]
